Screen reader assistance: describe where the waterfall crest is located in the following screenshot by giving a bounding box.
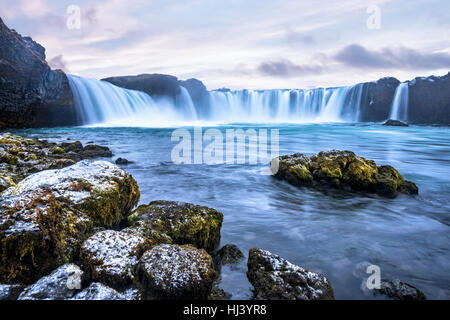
[389,82,409,121]
[67,74,367,126]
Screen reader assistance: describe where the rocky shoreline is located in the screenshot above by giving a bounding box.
[0,133,427,300]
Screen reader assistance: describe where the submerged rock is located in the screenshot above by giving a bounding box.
[126,200,223,252]
[0,284,24,300]
[214,244,245,267]
[134,244,217,300]
[374,279,426,300]
[80,230,150,289]
[115,157,132,165]
[71,282,127,300]
[208,285,232,300]
[0,160,139,284]
[18,264,84,300]
[383,119,409,126]
[247,248,334,300]
[273,150,418,198]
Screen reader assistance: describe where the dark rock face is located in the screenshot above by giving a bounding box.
[358,77,400,122]
[134,244,217,300]
[374,279,426,300]
[179,78,210,117]
[102,74,181,102]
[247,248,334,300]
[273,150,418,198]
[408,72,450,124]
[0,18,77,129]
[18,264,84,300]
[383,119,409,126]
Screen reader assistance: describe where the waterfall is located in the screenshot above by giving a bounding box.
[389,82,409,121]
[67,74,366,126]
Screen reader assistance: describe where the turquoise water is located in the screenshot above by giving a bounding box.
[11,123,450,299]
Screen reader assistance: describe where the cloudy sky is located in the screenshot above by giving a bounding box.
[1,0,449,89]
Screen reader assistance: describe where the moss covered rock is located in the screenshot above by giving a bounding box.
[80,230,150,289]
[125,200,223,252]
[134,244,217,300]
[0,160,140,284]
[274,150,418,197]
[247,248,334,300]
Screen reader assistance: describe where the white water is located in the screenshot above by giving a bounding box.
[389,82,409,121]
[67,74,367,126]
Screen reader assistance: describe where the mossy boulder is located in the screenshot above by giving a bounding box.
[0,160,140,284]
[125,200,223,252]
[274,150,418,197]
[80,230,150,290]
[247,248,334,300]
[134,244,217,299]
[214,244,245,268]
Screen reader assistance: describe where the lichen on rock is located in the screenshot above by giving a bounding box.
[125,200,223,252]
[80,230,150,289]
[274,150,418,197]
[134,244,217,300]
[247,248,334,300]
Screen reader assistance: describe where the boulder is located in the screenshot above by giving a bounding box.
[208,285,231,300]
[247,248,334,300]
[125,200,223,252]
[115,157,132,165]
[134,244,217,299]
[0,284,24,300]
[383,119,409,126]
[18,264,84,300]
[80,230,150,289]
[71,282,127,300]
[0,160,139,283]
[374,279,426,300]
[214,244,245,267]
[274,150,418,198]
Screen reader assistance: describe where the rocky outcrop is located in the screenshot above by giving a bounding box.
[18,264,84,300]
[102,74,181,102]
[383,119,408,126]
[374,279,426,300]
[247,248,334,300]
[0,133,113,186]
[179,78,210,117]
[358,77,400,122]
[273,150,418,198]
[0,160,139,284]
[80,230,150,289]
[408,72,450,124]
[134,244,217,300]
[125,200,223,252]
[0,18,77,129]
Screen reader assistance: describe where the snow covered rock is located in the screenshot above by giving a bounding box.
[0,160,140,284]
[247,248,334,300]
[134,244,217,299]
[18,264,84,300]
[80,230,150,289]
[0,284,24,300]
[125,200,223,252]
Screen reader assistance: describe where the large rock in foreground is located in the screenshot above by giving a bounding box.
[247,248,334,300]
[0,161,139,283]
[126,200,223,252]
[134,244,217,300]
[273,150,418,198]
[80,230,150,289]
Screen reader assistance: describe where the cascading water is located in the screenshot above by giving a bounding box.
[67,74,366,126]
[389,82,409,121]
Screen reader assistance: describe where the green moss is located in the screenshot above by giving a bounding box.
[51,147,65,155]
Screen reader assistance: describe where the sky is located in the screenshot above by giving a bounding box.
[1,0,449,89]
